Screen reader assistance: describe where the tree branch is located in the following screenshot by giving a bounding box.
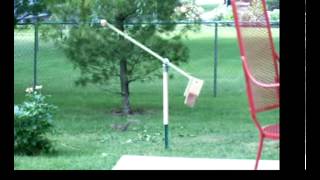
[122,7,138,21]
[128,66,160,83]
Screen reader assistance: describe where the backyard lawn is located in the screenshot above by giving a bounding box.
[14,25,279,170]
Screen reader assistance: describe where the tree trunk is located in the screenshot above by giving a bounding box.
[118,20,132,115]
[120,59,132,115]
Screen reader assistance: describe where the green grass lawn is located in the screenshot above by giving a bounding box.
[14,25,279,170]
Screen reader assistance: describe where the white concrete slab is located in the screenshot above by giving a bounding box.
[112,155,279,170]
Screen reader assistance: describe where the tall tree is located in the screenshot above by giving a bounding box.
[46,0,197,115]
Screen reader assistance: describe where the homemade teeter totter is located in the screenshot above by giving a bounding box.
[100,19,204,149]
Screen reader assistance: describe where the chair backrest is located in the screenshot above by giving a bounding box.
[231,0,279,126]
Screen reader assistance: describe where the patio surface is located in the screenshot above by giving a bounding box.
[112,155,280,170]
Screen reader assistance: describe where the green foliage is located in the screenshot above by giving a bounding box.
[14,89,57,155]
[59,25,189,87]
[237,0,279,22]
[209,5,234,21]
[14,0,48,25]
[174,2,204,20]
[266,0,279,11]
[44,0,193,105]
[269,9,279,21]
[240,0,264,22]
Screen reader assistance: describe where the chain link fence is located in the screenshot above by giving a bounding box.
[14,21,279,97]
[14,25,35,91]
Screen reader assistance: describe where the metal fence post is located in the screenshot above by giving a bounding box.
[163,62,169,149]
[213,22,218,97]
[33,21,39,90]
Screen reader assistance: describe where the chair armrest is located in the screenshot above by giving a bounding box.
[241,56,280,88]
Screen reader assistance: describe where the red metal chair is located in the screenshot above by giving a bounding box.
[231,0,280,170]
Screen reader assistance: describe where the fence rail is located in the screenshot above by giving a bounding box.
[16,20,280,25]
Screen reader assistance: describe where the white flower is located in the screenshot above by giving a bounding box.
[25,85,42,93]
[35,85,43,90]
[25,87,34,93]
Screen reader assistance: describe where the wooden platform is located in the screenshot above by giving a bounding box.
[112,155,279,170]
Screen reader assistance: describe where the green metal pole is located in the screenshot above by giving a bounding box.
[213,22,218,97]
[164,124,169,149]
[33,21,39,90]
[163,62,169,149]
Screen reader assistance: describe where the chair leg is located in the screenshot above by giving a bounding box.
[255,135,264,170]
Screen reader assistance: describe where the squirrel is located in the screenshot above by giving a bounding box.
[110,120,140,132]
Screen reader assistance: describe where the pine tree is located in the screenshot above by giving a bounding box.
[46,0,196,115]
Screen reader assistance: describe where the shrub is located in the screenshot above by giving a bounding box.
[269,9,279,21]
[207,5,233,21]
[266,0,279,11]
[175,2,204,20]
[14,86,57,155]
